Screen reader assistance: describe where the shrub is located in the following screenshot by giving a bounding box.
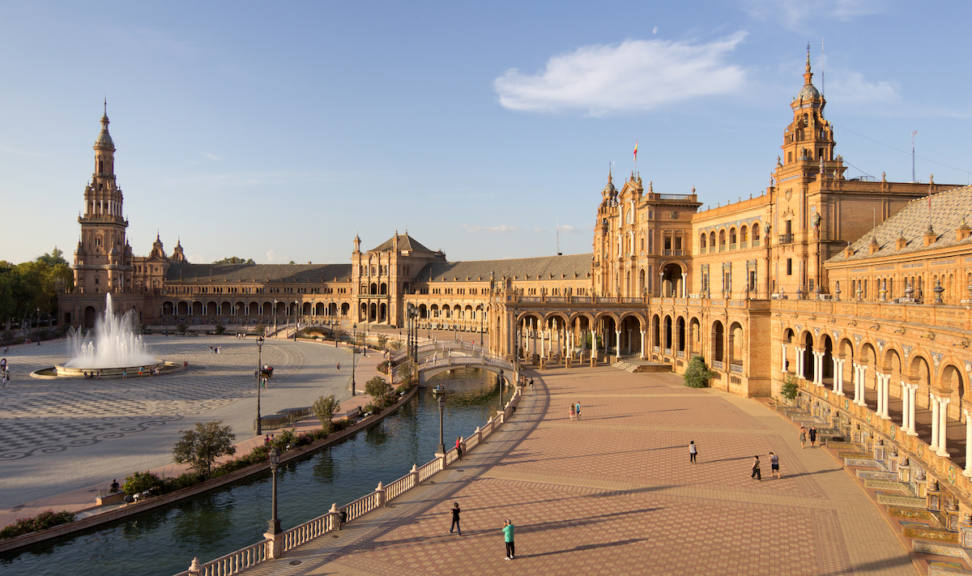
[214,323,225,335]
[173,421,237,478]
[0,510,76,540]
[271,429,296,451]
[781,373,799,400]
[123,471,162,496]
[313,395,340,433]
[176,322,188,334]
[683,355,713,388]
[365,376,392,404]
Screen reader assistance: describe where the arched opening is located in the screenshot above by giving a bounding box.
[419,304,428,319]
[676,317,686,355]
[249,302,260,317]
[821,335,834,388]
[369,302,377,322]
[729,322,744,370]
[302,302,312,315]
[84,305,98,328]
[689,317,701,356]
[941,364,967,465]
[802,332,814,382]
[619,315,641,356]
[661,263,683,297]
[340,303,350,317]
[380,283,387,295]
[860,343,878,412]
[711,321,725,366]
[315,302,325,315]
[651,315,661,355]
[663,315,673,352]
[177,301,189,316]
[379,302,387,323]
[192,301,203,316]
[783,329,795,373]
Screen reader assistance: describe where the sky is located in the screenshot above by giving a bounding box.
[1,0,970,265]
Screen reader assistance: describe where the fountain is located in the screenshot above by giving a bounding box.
[34,294,172,379]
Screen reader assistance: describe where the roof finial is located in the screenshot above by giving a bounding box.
[103,97,107,116]
[803,43,813,85]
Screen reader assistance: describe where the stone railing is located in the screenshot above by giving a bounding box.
[174,386,523,576]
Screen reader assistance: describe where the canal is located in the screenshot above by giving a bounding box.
[1,367,507,576]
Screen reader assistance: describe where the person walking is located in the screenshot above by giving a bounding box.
[569,403,575,421]
[770,451,781,479]
[455,436,463,461]
[799,425,807,448]
[809,426,818,448]
[751,455,762,481]
[503,519,515,560]
[575,401,581,420]
[450,502,461,535]
[689,440,698,464]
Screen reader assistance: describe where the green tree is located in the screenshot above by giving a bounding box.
[173,421,237,478]
[781,373,799,401]
[212,257,255,264]
[683,355,713,388]
[313,394,341,433]
[0,248,73,325]
[122,471,163,496]
[365,376,392,405]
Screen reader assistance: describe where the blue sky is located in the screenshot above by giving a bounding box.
[1,0,970,265]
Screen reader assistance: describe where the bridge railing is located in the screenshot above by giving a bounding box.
[176,381,524,576]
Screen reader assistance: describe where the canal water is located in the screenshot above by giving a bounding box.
[1,367,508,576]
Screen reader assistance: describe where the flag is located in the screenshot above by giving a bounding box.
[633,141,639,161]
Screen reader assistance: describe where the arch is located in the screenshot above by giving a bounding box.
[207,301,219,317]
[380,283,387,295]
[752,223,761,244]
[430,304,440,318]
[709,231,716,251]
[315,302,325,315]
[328,302,338,316]
[688,317,701,355]
[249,302,260,317]
[340,302,350,316]
[661,263,683,297]
[711,321,725,365]
[820,334,834,388]
[676,316,686,354]
[638,268,646,296]
[729,227,737,246]
[718,229,726,249]
[800,332,814,381]
[618,315,641,355]
[651,314,661,352]
[379,302,387,323]
[740,225,748,244]
[369,282,378,295]
[729,322,744,369]
[940,364,966,422]
[700,233,707,252]
[418,303,428,319]
[664,315,673,351]
[84,305,98,328]
[369,302,377,322]
[192,301,203,316]
[302,302,312,315]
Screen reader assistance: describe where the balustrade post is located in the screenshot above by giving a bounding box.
[375,481,386,507]
[327,502,340,531]
[410,464,419,488]
[187,557,200,576]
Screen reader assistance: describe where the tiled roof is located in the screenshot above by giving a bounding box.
[829,184,972,263]
[419,254,593,282]
[371,233,436,254]
[166,262,352,283]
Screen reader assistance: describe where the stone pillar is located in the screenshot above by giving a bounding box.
[540,330,545,360]
[857,364,868,406]
[930,395,941,451]
[794,348,804,377]
[965,410,972,477]
[813,352,824,386]
[908,384,919,436]
[833,358,844,395]
[938,397,950,457]
[615,330,621,360]
[640,330,646,360]
[681,272,688,298]
[781,343,788,374]
[902,383,911,432]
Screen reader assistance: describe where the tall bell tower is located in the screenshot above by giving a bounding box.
[73,102,132,295]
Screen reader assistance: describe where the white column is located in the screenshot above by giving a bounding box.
[938,397,950,457]
[813,352,823,386]
[930,394,940,451]
[539,330,545,360]
[781,343,788,374]
[615,330,621,360]
[964,410,972,477]
[858,365,868,406]
[880,373,891,419]
[901,383,911,431]
[681,272,687,298]
[833,358,844,395]
[640,330,645,360]
[852,364,862,405]
[795,348,805,376]
[907,384,919,436]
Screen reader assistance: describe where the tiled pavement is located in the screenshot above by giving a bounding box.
[241,366,917,576]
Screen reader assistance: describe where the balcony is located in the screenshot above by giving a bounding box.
[778,233,794,244]
[663,249,685,256]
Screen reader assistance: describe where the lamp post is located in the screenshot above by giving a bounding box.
[294,300,299,339]
[268,447,281,534]
[351,323,357,396]
[479,309,484,350]
[256,335,265,435]
[498,369,504,412]
[432,384,446,456]
[272,299,278,335]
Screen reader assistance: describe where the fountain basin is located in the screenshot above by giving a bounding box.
[31,361,182,379]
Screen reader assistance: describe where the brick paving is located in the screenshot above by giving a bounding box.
[240,366,917,575]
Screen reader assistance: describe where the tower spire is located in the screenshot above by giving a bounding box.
[803,43,813,85]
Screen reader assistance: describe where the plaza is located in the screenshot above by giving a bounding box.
[0,335,356,524]
[237,366,916,576]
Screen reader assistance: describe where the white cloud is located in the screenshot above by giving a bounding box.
[463,224,517,233]
[265,249,277,262]
[203,152,221,161]
[494,32,748,115]
[744,0,883,29]
[827,69,899,105]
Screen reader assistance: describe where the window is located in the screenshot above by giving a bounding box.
[786,258,793,276]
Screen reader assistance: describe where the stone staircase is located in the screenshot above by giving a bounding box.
[612,359,672,374]
[834,444,972,575]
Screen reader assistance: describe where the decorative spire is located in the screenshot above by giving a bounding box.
[804,43,813,85]
[94,101,115,151]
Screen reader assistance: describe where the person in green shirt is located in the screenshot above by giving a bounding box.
[503,519,515,560]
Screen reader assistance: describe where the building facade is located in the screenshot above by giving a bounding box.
[61,52,972,508]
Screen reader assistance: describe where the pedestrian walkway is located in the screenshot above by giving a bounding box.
[238,366,916,575]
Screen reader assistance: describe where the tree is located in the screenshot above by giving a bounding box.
[781,373,799,401]
[313,395,340,433]
[173,421,237,478]
[212,257,255,265]
[0,248,73,324]
[683,355,713,388]
[365,376,392,405]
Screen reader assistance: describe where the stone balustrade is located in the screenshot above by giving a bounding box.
[175,385,523,576]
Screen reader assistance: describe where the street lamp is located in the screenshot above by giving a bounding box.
[268,447,281,534]
[256,336,265,435]
[498,369,504,412]
[272,299,278,335]
[351,323,357,396]
[479,309,484,350]
[432,384,446,456]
